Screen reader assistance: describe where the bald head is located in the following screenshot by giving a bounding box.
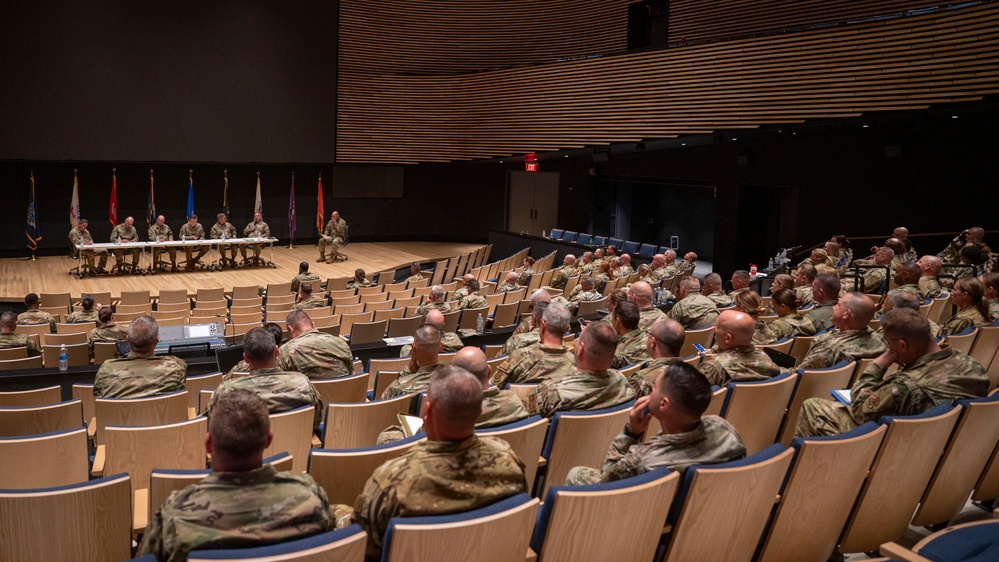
[426,366,483,439]
[703,273,723,294]
[505,271,519,284]
[425,309,445,330]
[968,227,985,243]
[884,238,905,257]
[452,346,490,386]
[462,273,475,286]
[715,310,755,349]
[917,255,942,276]
[563,254,576,267]
[629,281,653,307]
[647,317,684,358]
[892,226,909,239]
[837,292,876,330]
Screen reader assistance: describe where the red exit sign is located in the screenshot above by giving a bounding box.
[525,162,538,172]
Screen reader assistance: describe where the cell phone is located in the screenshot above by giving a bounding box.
[641,406,651,417]
[693,343,706,353]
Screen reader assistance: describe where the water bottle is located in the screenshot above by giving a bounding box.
[542,230,547,239]
[768,258,774,270]
[476,313,484,335]
[58,344,68,371]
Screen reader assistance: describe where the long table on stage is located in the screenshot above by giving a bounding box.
[74,236,279,276]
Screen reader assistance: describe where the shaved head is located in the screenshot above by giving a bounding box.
[629,281,653,307]
[715,310,755,349]
[425,309,445,330]
[452,346,489,386]
[917,255,942,276]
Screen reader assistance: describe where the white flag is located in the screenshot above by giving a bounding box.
[69,172,80,228]
[254,174,263,215]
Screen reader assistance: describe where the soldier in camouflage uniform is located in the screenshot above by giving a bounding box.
[351,268,372,288]
[94,316,187,398]
[141,390,332,562]
[318,211,347,263]
[535,323,635,418]
[629,281,666,330]
[209,213,240,268]
[798,293,886,370]
[794,264,817,307]
[698,310,780,386]
[399,309,463,357]
[279,309,353,380]
[16,293,56,333]
[414,285,451,317]
[451,274,475,302]
[578,252,598,274]
[618,254,635,277]
[501,301,548,355]
[610,302,651,369]
[563,276,602,315]
[290,262,322,293]
[226,323,284,381]
[629,318,686,396]
[382,324,444,411]
[65,295,100,324]
[567,361,746,485]
[496,271,521,293]
[917,255,944,300]
[404,262,425,283]
[938,227,993,272]
[177,214,209,270]
[940,276,990,336]
[549,254,579,290]
[702,273,734,308]
[68,219,108,272]
[492,303,575,388]
[796,309,988,437]
[242,212,270,265]
[293,282,328,310]
[845,246,892,293]
[88,307,128,356]
[109,216,141,273]
[148,215,178,272]
[509,290,551,338]
[764,288,818,341]
[335,367,527,561]
[879,290,942,338]
[804,273,839,332]
[985,273,999,323]
[208,327,324,430]
[456,279,487,310]
[515,257,535,285]
[0,312,41,356]
[667,277,719,330]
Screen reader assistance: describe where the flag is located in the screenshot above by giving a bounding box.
[186,171,195,220]
[69,170,80,228]
[26,171,42,251]
[316,174,324,234]
[288,172,297,239]
[222,170,230,217]
[146,170,156,226]
[254,173,262,215]
[109,169,118,227]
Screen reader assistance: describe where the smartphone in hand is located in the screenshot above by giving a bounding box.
[693,343,706,354]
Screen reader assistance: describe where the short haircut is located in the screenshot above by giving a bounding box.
[614,301,640,330]
[877,246,895,261]
[127,315,159,349]
[299,261,309,273]
[263,322,284,346]
[532,301,550,323]
[580,323,619,366]
[542,303,571,336]
[411,262,420,271]
[430,285,445,301]
[427,366,483,427]
[814,273,840,299]
[771,288,800,309]
[884,289,920,312]
[81,295,95,311]
[285,309,314,330]
[580,276,595,290]
[413,323,442,350]
[208,389,270,459]
[680,276,701,293]
[840,292,876,324]
[243,327,279,363]
[24,293,38,307]
[732,270,750,282]
[881,308,932,345]
[960,244,985,264]
[189,214,198,221]
[897,262,920,283]
[797,264,817,282]
[98,307,114,324]
[468,279,480,292]
[300,282,313,295]
[648,318,684,357]
[704,272,722,286]
[658,361,712,417]
[79,218,89,225]
[0,312,16,329]
[217,213,226,220]
[451,347,489,384]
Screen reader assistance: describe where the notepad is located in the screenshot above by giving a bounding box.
[398,414,424,437]
[831,389,851,405]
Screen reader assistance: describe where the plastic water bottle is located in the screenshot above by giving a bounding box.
[58,344,68,371]
[542,230,547,238]
[768,258,774,271]
[476,313,484,335]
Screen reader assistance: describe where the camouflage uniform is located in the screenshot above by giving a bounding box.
[399,332,463,357]
[666,294,719,330]
[510,316,534,337]
[848,267,886,293]
[319,217,347,261]
[414,301,451,317]
[638,307,666,331]
[352,278,372,289]
[502,328,540,355]
[535,369,635,418]
[876,321,943,340]
[568,289,603,314]
[94,351,187,398]
[611,328,652,369]
[206,367,324,430]
[705,291,733,308]
[579,260,599,274]
[478,387,530,427]
[618,265,635,277]
[797,328,887,371]
[339,435,527,561]
[566,415,747,485]
[496,281,520,293]
[451,286,470,302]
[457,292,487,310]
[242,220,270,263]
[516,268,533,286]
[293,295,327,310]
[698,345,780,386]
[141,465,332,562]
[68,227,108,270]
[919,276,943,300]
[16,310,56,333]
[88,324,128,348]
[990,300,999,325]
[796,346,988,437]
[550,266,579,289]
[750,320,777,346]
[404,273,425,283]
[178,222,209,267]
[110,223,141,268]
[278,328,353,380]
[795,286,814,308]
[492,344,576,388]
[209,221,240,265]
[804,301,836,332]
[894,284,922,302]
[940,306,988,336]
[381,363,441,401]
[65,309,99,324]
[148,223,177,269]
[290,272,321,293]
[628,356,677,397]
[0,333,41,357]
[764,314,817,341]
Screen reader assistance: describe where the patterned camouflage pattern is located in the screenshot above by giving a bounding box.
[516,268,533,286]
[110,223,141,266]
[629,356,676,397]
[535,368,635,418]
[991,300,999,325]
[399,332,463,357]
[405,273,425,283]
[919,276,942,300]
[0,333,41,357]
[705,291,734,308]
[415,301,451,317]
[496,281,520,293]
[69,227,108,268]
[638,307,666,330]
[88,324,128,348]
[847,267,886,293]
[451,286,470,302]
[940,306,988,336]
[764,314,817,341]
[290,272,321,293]
[875,320,943,340]
[141,465,332,562]
[795,286,814,307]
[550,266,579,289]
[94,351,187,398]
[698,345,780,386]
[381,363,442,400]
[510,316,534,337]
[224,360,249,381]
[568,289,603,313]
[293,295,327,310]
[479,386,531,427]
[209,221,241,263]
[797,328,887,370]
[804,301,836,332]
[501,329,540,355]
[352,278,372,289]
[796,346,988,437]
[277,328,353,380]
[893,284,922,302]
[206,367,324,430]
[618,265,635,277]
[65,309,99,324]
[492,343,576,388]
[580,261,600,274]
[666,293,719,330]
[177,223,204,240]
[16,310,55,332]
[612,328,652,369]
[319,217,347,260]
[242,220,270,260]
[457,292,487,310]
[339,435,526,561]
[566,415,746,484]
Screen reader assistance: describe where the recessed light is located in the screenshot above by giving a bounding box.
[499,160,504,163]
[564,155,569,158]
[951,115,959,119]
[862,125,869,128]
[681,143,686,146]
[731,138,737,141]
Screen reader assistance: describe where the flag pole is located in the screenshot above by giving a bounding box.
[289,171,294,249]
[25,168,37,261]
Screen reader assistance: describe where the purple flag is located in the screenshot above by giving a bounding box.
[287,172,296,239]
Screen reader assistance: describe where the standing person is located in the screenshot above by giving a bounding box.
[318,211,347,263]
[110,216,141,273]
[148,215,178,272]
[178,214,209,270]
[69,218,108,273]
[210,213,240,268]
[242,212,270,266]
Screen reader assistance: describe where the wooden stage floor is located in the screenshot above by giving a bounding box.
[0,241,484,303]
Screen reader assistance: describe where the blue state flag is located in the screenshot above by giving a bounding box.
[146,171,156,226]
[26,172,42,251]
[186,172,195,220]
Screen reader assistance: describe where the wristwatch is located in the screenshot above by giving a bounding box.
[623,423,643,440]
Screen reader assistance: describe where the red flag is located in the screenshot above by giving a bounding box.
[316,174,324,234]
[109,168,119,226]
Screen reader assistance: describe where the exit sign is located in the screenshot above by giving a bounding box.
[525,162,538,172]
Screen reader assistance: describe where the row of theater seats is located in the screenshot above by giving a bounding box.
[549,229,675,259]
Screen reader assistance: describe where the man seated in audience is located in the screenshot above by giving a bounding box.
[400,309,463,357]
[893,226,917,262]
[226,322,284,381]
[534,323,635,417]
[846,246,892,293]
[415,284,451,317]
[701,273,732,307]
[794,263,817,307]
[593,247,606,264]
[141,390,333,562]
[454,347,530,427]
[796,308,988,437]
[335,366,527,561]
[662,250,684,277]
[16,292,56,333]
[493,303,575,388]
[698,310,780,386]
[510,289,550,337]
[629,281,666,329]
[94,315,187,398]
[208,326,324,430]
[939,227,992,271]
[87,306,128,356]
[496,271,521,293]
[456,279,487,310]
[805,273,840,332]
[0,311,41,357]
[916,255,944,300]
[800,248,833,268]
[730,270,751,296]
[563,275,603,314]
[566,361,746,484]
[451,273,476,302]
[680,251,699,272]
[404,261,425,283]
[279,309,353,379]
[65,295,100,323]
[549,254,578,291]
[611,301,651,368]
[797,293,886,370]
[667,277,719,330]
[503,301,549,354]
[618,253,635,277]
[382,324,444,405]
[629,318,685,396]
[879,289,942,338]
[290,261,321,293]
[293,282,327,310]
[891,262,923,301]
[579,251,598,273]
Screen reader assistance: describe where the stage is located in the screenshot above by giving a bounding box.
[0,241,484,304]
